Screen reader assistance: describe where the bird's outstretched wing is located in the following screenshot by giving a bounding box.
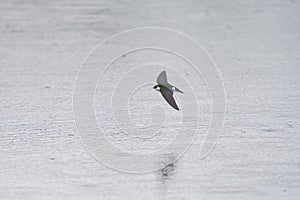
[157,71,168,85]
[160,87,179,110]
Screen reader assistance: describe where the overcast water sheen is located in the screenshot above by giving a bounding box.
[0,0,300,199]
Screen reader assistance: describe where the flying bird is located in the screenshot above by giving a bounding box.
[153,71,183,110]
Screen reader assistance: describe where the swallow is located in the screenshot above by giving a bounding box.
[153,71,183,110]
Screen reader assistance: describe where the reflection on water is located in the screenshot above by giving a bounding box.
[156,154,177,200]
[158,154,177,178]
[160,162,176,177]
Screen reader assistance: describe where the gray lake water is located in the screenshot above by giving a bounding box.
[0,0,300,199]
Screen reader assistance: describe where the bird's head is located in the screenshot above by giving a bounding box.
[153,85,160,92]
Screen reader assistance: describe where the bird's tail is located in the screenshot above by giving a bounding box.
[175,87,183,93]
